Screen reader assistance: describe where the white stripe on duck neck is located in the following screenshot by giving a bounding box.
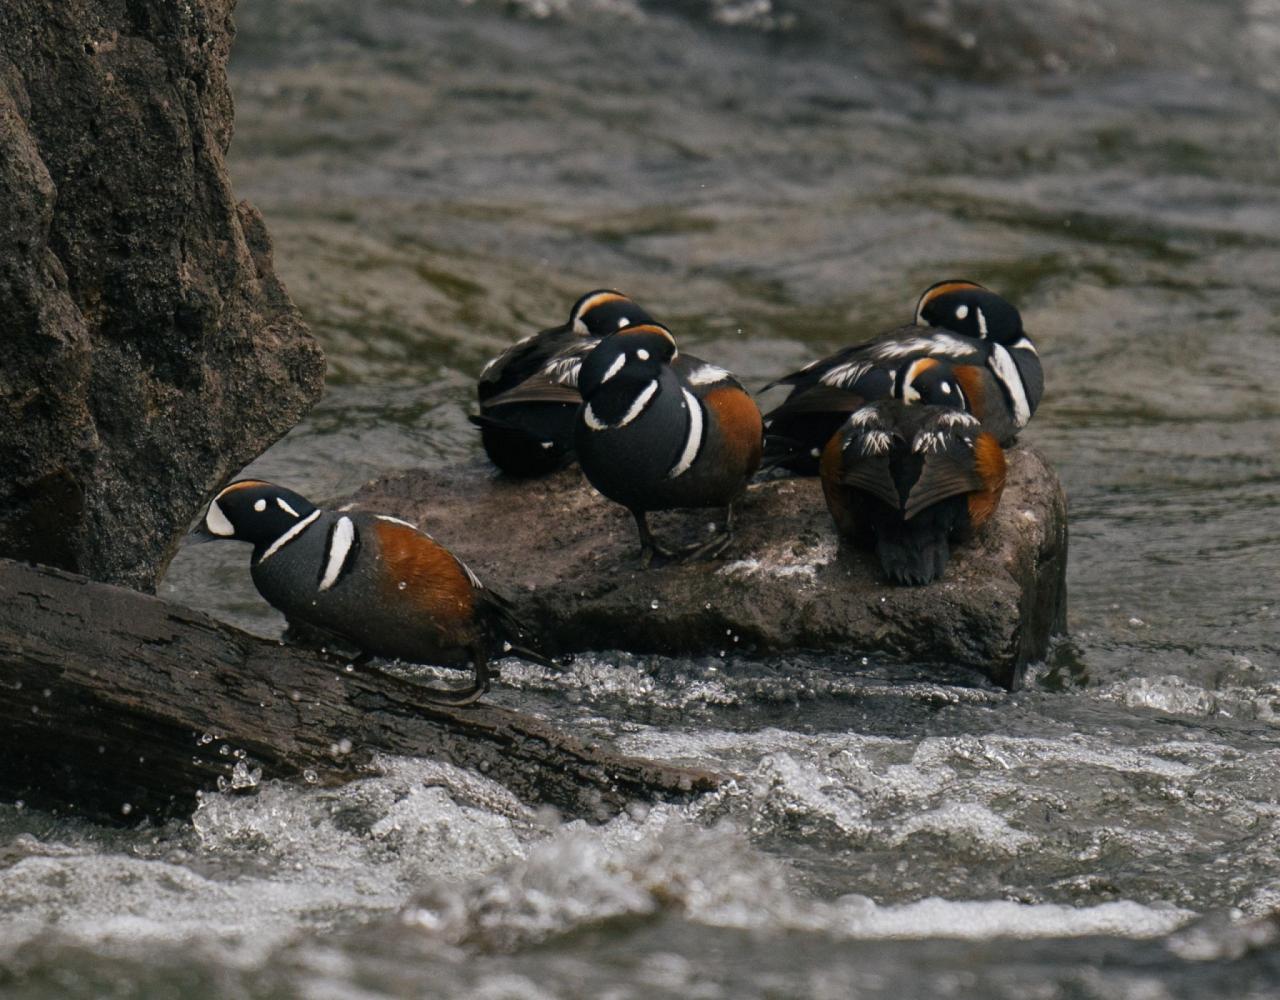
[259,509,321,562]
[584,380,659,431]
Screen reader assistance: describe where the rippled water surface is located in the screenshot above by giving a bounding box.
[6,0,1280,996]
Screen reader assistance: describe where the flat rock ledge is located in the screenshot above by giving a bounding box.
[345,444,1068,690]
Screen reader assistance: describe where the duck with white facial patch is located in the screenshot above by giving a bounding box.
[574,329,763,568]
[192,480,546,705]
[763,280,1043,474]
[471,289,730,477]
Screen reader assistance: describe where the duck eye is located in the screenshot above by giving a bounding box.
[254,499,267,512]
[636,348,650,361]
[954,304,969,320]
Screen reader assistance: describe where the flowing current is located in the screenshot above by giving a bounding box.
[6,1,1280,996]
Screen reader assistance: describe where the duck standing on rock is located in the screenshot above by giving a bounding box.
[819,362,1007,585]
[574,327,763,568]
[193,480,543,705]
[764,280,1043,474]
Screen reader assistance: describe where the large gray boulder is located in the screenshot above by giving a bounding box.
[0,0,323,590]
[344,444,1067,689]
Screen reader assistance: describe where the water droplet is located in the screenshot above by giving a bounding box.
[219,744,231,756]
[227,761,262,790]
[398,581,408,590]
[650,599,660,610]
[303,769,318,784]
[1128,617,1146,627]
[199,733,213,745]
[344,664,355,673]
[121,802,132,816]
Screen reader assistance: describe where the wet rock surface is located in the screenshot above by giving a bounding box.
[0,0,324,590]
[344,444,1067,689]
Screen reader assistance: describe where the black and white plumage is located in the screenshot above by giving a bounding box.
[471,290,656,477]
[764,281,1043,474]
[194,480,541,705]
[471,290,727,477]
[573,329,763,567]
[818,398,1007,585]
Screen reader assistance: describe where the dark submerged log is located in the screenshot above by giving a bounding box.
[345,443,1068,690]
[0,559,724,826]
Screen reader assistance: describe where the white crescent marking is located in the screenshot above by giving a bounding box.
[600,352,627,384]
[989,343,1032,427]
[584,380,659,431]
[259,509,321,563]
[318,516,356,592]
[668,389,705,479]
[205,500,235,537]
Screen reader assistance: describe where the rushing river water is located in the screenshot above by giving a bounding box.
[5,1,1280,996]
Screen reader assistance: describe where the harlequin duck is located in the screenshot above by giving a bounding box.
[193,480,541,705]
[764,280,1042,474]
[574,329,763,568]
[819,382,1007,585]
[471,290,657,477]
[472,290,726,477]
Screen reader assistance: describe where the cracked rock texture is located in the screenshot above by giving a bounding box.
[0,0,324,590]
[345,445,1068,689]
